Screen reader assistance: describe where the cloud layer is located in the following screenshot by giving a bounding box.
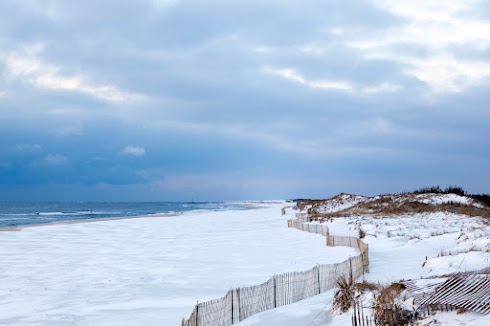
[122,146,146,156]
[0,0,489,200]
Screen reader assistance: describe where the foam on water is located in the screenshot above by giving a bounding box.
[0,202,248,228]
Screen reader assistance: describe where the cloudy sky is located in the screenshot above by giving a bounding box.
[1,0,489,201]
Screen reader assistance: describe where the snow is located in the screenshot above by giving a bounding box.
[0,202,357,326]
[432,311,490,325]
[324,212,490,279]
[315,194,367,213]
[2,200,489,326]
[236,290,338,326]
[414,193,482,207]
[235,210,490,325]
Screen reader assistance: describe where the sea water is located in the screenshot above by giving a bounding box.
[0,201,247,228]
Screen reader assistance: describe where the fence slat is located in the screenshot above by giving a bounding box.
[183,218,370,326]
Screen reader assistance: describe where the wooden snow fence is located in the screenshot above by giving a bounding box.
[182,219,369,326]
[287,219,328,235]
[351,300,420,326]
[418,273,490,314]
[295,212,309,218]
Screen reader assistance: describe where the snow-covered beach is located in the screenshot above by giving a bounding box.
[3,196,490,326]
[0,202,356,326]
[239,196,490,326]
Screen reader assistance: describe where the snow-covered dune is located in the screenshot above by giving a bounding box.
[298,192,487,218]
[238,211,490,326]
[315,194,367,213]
[0,203,356,326]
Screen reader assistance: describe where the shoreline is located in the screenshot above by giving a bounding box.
[0,202,333,325]
[0,203,271,232]
[0,212,180,232]
[0,201,272,232]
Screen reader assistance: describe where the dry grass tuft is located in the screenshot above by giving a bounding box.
[356,280,379,292]
[372,282,415,325]
[358,227,366,239]
[456,306,468,314]
[295,199,329,212]
[373,303,415,326]
[333,276,355,313]
[374,282,406,306]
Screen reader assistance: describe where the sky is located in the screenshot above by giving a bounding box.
[0,0,489,201]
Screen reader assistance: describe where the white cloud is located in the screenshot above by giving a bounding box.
[347,0,490,93]
[405,56,490,93]
[2,44,144,102]
[370,0,476,24]
[367,0,489,48]
[122,146,146,156]
[372,118,393,134]
[17,144,42,152]
[329,27,345,36]
[151,0,178,10]
[253,47,274,53]
[43,153,67,165]
[299,45,325,54]
[49,124,83,137]
[362,82,400,94]
[264,67,400,95]
[263,67,354,91]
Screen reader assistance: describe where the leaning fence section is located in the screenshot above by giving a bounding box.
[182,217,369,326]
[418,273,490,314]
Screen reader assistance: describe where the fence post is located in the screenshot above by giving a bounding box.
[182,317,185,326]
[237,288,241,322]
[231,289,234,325]
[364,244,369,273]
[273,274,277,308]
[361,252,365,281]
[349,258,353,281]
[361,301,365,326]
[195,301,199,326]
[353,301,358,326]
[317,264,321,294]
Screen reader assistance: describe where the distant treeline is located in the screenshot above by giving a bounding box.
[403,185,490,207]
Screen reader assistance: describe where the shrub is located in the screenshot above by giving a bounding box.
[372,282,415,325]
[333,276,355,313]
[373,303,415,326]
[356,280,379,292]
[470,194,490,207]
[411,186,444,194]
[410,185,467,195]
[445,185,466,196]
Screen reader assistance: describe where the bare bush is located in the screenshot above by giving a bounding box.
[333,276,355,313]
[372,282,416,325]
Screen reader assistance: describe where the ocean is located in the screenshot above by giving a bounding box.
[0,201,248,228]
